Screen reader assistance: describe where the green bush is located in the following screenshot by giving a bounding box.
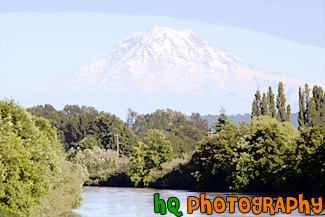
[72,146,131,185]
[0,100,85,216]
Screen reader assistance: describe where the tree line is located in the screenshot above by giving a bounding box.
[1,82,324,215]
[26,82,324,195]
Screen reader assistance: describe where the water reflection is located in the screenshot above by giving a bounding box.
[73,187,319,217]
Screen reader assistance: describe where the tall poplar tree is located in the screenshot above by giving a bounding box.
[307,85,324,127]
[298,86,306,128]
[298,84,324,128]
[267,86,276,118]
[252,90,262,116]
[285,105,291,122]
[305,84,310,125]
[276,82,287,122]
[261,93,269,115]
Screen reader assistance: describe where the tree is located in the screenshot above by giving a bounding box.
[166,125,206,155]
[252,90,262,116]
[72,146,130,186]
[126,108,138,130]
[285,105,291,122]
[192,123,240,190]
[28,104,99,151]
[89,113,137,156]
[298,86,307,128]
[261,93,269,115]
[190,113,209,131]
[230,116,298,192]
[298,84,324,128]
[129,141,148,186]
[212,107,231,133]
[305,84,311,125]
[132,109,188,136]
[307,86,324,127]
[293,126,325,196]
[129,130,174,186]
[276,82,287,122]
[267,86,276,118]
[0,100,85,216]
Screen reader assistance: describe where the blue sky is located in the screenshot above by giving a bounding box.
[0,0,324,118]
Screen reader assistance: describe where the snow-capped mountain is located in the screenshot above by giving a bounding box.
[64,26,310,112]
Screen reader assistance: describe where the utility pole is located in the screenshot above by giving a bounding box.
[114,134,120,156]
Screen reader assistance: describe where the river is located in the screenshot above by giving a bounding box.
[73,187,322,217]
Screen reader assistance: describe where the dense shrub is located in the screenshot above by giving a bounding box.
[0,100,85,216]
[72,146,131,186]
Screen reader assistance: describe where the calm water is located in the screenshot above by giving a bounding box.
[73,187,322,217]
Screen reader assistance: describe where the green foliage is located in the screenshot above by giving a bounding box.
[149,155,197,189]
[252,90,262,116]
[267,86,276,118]
[192,123,240,190]
[230,116,298,192]
[133,109,186,135]
[132,109,207,156]
[298,86,307,128]
[298,84,324,128]
[261,93,269,115]
[133,109,208,135]
[150,155,191,181]
[0,100,85,216]
[15,81,324,196]
[129,130,174,187]
[252,83,290,123]
[285,104,291,122]
[212,108,231,133]
[189,113,209,131]
[292,126,325,196]
[29,104,138,156]
[28,104,99,151]
[72,147,130,185]
[165,125,206,155]
[307,86,324,127]
[89,113,137,156]
[276,82,290,122]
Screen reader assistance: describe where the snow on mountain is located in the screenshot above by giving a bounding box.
[66,26,310,112]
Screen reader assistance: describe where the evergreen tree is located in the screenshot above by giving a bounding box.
[252,90,262,116]
[276,82,287,122]
[267,86,276,118]
[213,107,231,133]
[261,93,269,115]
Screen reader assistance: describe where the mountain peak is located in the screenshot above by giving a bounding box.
[109,26,215,65]
[71,27,306,113]
[126,26,207,50]
[146,26,196,37]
